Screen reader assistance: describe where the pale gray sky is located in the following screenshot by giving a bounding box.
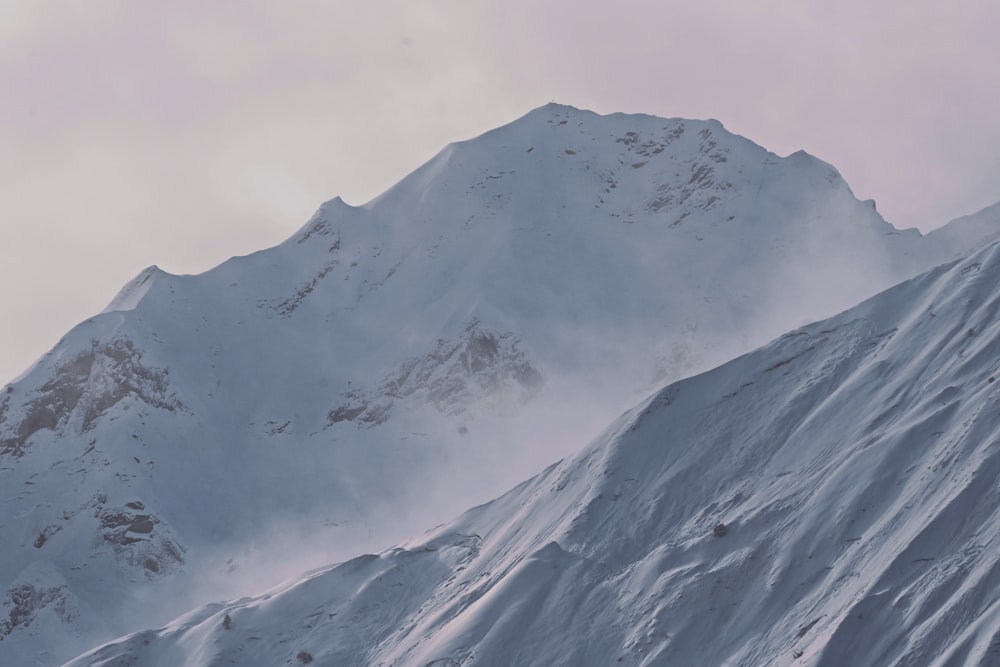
[2,0,998,383]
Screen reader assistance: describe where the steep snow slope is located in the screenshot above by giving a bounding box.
[72,241,1000,667]
[925,200,1000,259]
[0,104,996,663]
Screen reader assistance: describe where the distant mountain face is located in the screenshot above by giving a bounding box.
[70,241,1000,667]
[0,103,996,664]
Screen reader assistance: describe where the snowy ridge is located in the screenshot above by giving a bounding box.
[70,242,1000,666]
[925,200,1000,260]
[0,103,998,664]
[102,266,164,314]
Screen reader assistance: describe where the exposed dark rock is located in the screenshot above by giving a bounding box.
[101,511,135,530]
[0,352,93,458]
[33,525,62,549]
[0,338,183,459]
[328,402,367,424]
[297,217,332,244]
[129,516,155,534]
[357,402,392,426]
[80,339,183,430]
[329,319,544,427]
[1,582,73,638]
[610,125,736,220]
[262,245,339,317]
[97,506,185,578]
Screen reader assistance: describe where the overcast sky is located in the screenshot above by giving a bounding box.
[2,0,998,383]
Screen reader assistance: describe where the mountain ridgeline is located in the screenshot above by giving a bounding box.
[1,104,998,665]
[72,240,1000,666]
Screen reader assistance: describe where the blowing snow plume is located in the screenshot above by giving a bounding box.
[69,240,1000,666]
[1,104,998,664]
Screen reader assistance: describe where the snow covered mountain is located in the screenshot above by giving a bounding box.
[0,103,997,664]
[70,240,1000,666]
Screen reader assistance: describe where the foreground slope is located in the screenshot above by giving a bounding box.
[72,241,1000,666]
[1,104,997,663]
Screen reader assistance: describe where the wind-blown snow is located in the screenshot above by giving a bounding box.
[71,241,1000,666]
[0,103,997,664]
[101,266,162,314]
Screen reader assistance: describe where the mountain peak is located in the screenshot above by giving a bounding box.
[5,105,1000,664]
[526,100,592,115]
[102,265,166,314]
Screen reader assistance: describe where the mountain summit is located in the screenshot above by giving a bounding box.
[0,104,997,663]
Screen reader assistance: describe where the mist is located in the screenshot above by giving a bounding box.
[5,101,1000,665]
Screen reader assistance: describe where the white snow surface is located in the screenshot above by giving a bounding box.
[0,103,997,664]
[70,241,1000,666]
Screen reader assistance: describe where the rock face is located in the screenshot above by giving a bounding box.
[2,576,74,639]
[96,504,185,578]
[0,338,182,459]
[69,242,1000,667]
[1,103,998,664]
[330,318,544,426]
[1,561,81,649]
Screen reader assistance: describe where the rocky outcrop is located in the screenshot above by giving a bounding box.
[0,338,183,459]
[329,319,544,426]
[95,498,185,578]
[0,563,77,640]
